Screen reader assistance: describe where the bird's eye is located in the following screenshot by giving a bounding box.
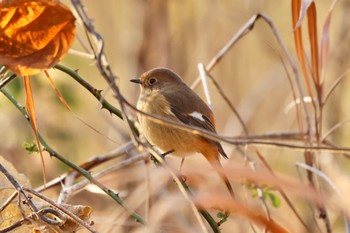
[148,78,157,85]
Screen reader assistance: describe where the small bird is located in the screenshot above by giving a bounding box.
[131,67,234,197]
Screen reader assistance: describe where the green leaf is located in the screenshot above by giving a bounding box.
[22,141,39,154]
[217,211,229,223]
[247,183,281,208]
[267,192,281,208]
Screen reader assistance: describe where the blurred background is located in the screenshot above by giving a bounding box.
[1,0,350,232]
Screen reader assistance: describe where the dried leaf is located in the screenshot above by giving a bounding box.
[294,0,313,29]
[23,75,46,183]
[44,70,118,143]
[293,0,320,86]
[0,156,31,190]
[0,0,76,76]
[0,156,34,232]
[307,2,320,86]
[196,194,289,233]
[291,0,314,98]
[44,70,72,111]
[0,156,92,232]
[59,204,93,233]
[320,0,338,82]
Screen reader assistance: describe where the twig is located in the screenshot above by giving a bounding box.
[141,142,212,233]
[233,131,307,141]
[143,159,151,223]
[0,163,95,231]
[296,163,350,233]
[322,66,350,106]
[54,63,139,135]
[235,150,272,229]
[198,63,213,109]
[256,151,311,232]
[23,187,97,233]
[68,48,95,59]
[0,190,17,212]
[190,14,307,131]
[0,163,39,214]
[0,88,146,224]
[203,67,249,135]
[0,73,17,89]
[266,39,305,136]
[59,153,146,203]
[75,33,94,54]
[35,141,135,192]
[321,119,350,142]
[179,174,221,233]
[70,0,139,148]
[295,162,324,233]
[123,97,350,153]
[69,2,225,231]
[0,218,31,232]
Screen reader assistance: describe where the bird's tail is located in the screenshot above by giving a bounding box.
[202,148,235,198]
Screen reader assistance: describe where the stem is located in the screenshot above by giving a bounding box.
[54,63,139,135]
[0,88,146,225]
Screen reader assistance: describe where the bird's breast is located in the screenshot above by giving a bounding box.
[137,90,171,116]
[136,91,200,157]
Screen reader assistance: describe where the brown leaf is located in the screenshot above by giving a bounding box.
[294,0,313,29]
[59,204,93,233]
[23,75,46,184]
[0,155,35,232]
[0,0,76,76]
[291,0,314,99]
[307,2,320,86]
[196,193,289,233]
[0,156,92,232]
[0,156,31,191]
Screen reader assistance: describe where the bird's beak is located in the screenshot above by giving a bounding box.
[130,79,141,84]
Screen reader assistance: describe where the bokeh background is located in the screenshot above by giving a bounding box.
[1,1,350,232]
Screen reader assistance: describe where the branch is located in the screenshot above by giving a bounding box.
[54,63,139,135]
[0,88,146,225]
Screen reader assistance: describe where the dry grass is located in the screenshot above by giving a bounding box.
[1,1,350,232]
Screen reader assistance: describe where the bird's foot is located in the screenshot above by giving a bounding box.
[150,149,175,166]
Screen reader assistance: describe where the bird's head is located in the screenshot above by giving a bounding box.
[130,68,184,92]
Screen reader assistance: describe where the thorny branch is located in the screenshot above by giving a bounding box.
[70,1,215,232]
[0,163,97,232]
[0,88,146,225]
[70,0,138,145]
[0,2,346,232]
[56,9,350,231]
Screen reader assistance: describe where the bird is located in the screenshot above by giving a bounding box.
[130,67,234,197]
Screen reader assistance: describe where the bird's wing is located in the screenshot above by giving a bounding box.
[170,108,216,134]
[165,90,228,159]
